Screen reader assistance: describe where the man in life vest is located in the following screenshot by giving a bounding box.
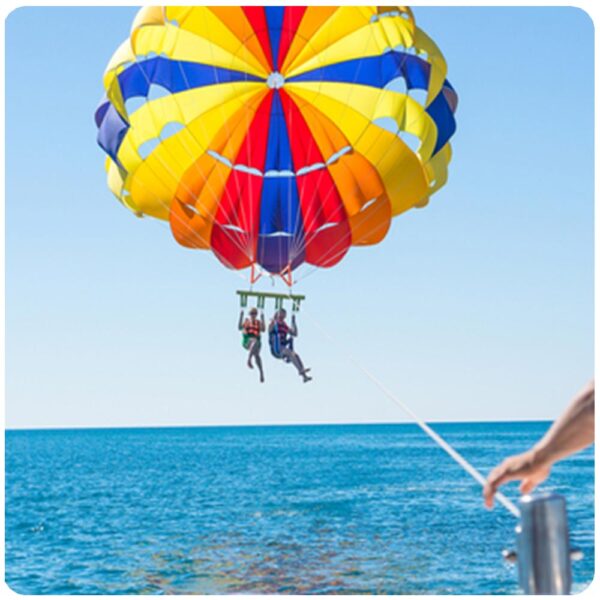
[269,309,312,383]
[238,307,266,382]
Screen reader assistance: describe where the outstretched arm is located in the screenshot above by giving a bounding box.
[534,380,595,464]
[238,311,244,331]
[484,380,595,508]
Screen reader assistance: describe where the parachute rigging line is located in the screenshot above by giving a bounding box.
[130,57,259,267]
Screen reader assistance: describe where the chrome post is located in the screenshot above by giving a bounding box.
[516,493,572,594]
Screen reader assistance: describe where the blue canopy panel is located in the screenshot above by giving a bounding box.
[287,52,458,155]
[257,91,306,273]
[94,58,263,167]
[264,6,285,71]
[427,89,457,155]
[441,80,459,113]
[94,98,110,128]
[95,99,129,169]
[117,57,262,101]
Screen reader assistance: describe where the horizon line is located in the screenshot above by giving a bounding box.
[5,418,554,433]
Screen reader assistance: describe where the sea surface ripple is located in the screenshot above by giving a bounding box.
[5,422,594,594]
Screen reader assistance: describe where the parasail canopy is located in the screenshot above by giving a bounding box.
[95,6,458,284]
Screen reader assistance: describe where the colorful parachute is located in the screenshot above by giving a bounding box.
[95,6,458,284]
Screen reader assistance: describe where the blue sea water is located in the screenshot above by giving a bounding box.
[5,422,594,594]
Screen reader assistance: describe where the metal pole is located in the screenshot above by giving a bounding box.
[516,493,572,594]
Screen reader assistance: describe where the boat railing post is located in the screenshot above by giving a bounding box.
[516,493,572,594]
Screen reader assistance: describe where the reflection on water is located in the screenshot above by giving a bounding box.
[5,423,595,594]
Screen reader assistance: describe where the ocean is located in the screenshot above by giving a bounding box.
[5,422,594,594]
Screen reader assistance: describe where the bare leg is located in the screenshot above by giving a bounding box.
[251,343,265,383]
[283,348,311,382]
[298,355,312,382]
[247,339,256,369]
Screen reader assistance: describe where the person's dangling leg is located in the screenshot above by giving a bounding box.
[295,352,312,382]
[283,348,311,382]
[251,340,264,382]
[254,350,265,383]
[291,351,304,375]
[247,338,256,369]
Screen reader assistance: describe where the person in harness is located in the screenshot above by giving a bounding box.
[269,309,312,383]
[238,307,266,382]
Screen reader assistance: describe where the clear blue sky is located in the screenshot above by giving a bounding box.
[6,6,594,429]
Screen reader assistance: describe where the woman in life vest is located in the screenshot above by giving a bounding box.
[269,309,312,383]
[238,307,266,382]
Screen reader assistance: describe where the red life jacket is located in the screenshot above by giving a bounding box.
[244,318,261,337]
[276,320,289,340]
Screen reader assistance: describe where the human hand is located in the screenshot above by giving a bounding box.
[483,449,551,509]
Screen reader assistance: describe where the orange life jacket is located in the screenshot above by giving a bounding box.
[244,318,261,337]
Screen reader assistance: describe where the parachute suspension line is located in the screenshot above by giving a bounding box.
[160,119,256,266]
[124,166,249,282]
[292,200,393,286]
[142,213,249,284]
[293,206,392,285]
[178,37,255,260]
[129,60,258,269]
[249,264,262,286]
[296,23,391,262]
[117,156,251,281]
[292,110,436,287]
[302,308,521,519]
[292,29,447,286]
[293,94,433,286]
[288,23,381,270]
